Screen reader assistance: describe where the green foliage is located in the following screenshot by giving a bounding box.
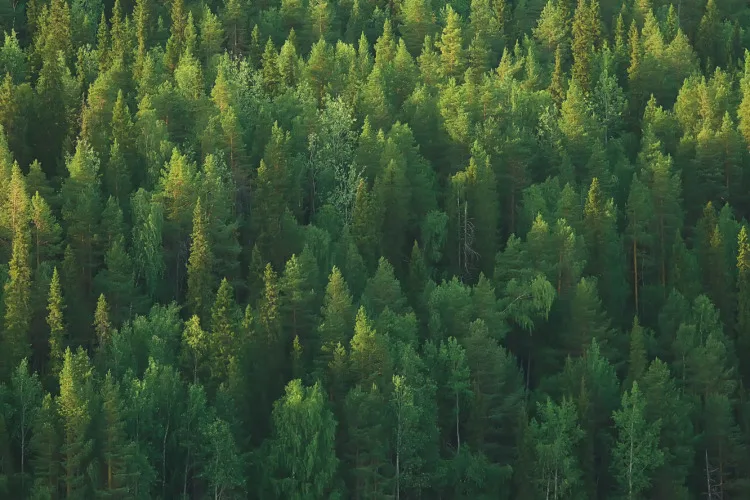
[264,379,339,498]
[0,0,749,497]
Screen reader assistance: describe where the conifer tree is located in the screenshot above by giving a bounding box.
[187,198,213,320]
[399,0,436,56]
[571,0,600,92]
[437,6,466,80]
[93,294,111,357]
[316,266,355,372]
[626,316,647,388]
[47,267,66,377]
[209,278,238,383]
[30,192,61,270]
[61,140,102,295]
[30,393,61,498]
[57,348,94,498]
[626,174,653,315]
[100,372,132,496]
[2,225,31,379]
[349,306,391,390]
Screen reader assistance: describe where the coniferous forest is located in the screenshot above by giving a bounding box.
[2,0,750,497]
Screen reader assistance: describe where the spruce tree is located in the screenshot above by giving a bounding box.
[2,225,31,379]
[187,198,213,321]
[438,6,466,79]
[47,267,66,377]
[57,348,94,498]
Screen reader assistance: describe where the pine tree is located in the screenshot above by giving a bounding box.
[61,140,102,295]
[626,316,647,388]
[399,0,436,56]
[349,306,391,390]
[209,278,238,384]
[30,192,61,270]
[47,267,66,377]
[93,294,111,355]
[343,384,391,498]
[187,198,213,320]
[30,393,61,498]
[438,6,466,80]
[571,0,600,92]
[100,372,132,496]
[583,177,627,320]
[316,266,355,373]
[95,236,139,326]
[57,348,94,498]
[2,225,31,379]
[549,44,566,107]
[626,174,653,315]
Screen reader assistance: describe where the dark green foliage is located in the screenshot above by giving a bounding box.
[0,0,748,497]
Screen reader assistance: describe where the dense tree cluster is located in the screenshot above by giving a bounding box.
[1,0,750,497]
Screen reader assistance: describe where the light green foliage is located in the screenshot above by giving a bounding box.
[265,380,339,498]
[611,382,664,499]
[528,397,584,499]
[0,0,750,497]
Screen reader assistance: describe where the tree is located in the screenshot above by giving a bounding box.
[8,359,42,489]
[343,384,391,498]
[435,337,471,453]
[264,380,339,499]
[362,258,408,318]
[30,192,61,270]
[61,140,102,296]
[528,397,584,499]
[181,315,208,385]
[100,372,133,496]
[57,347,94,498]
[2,224,31,379]
[29,393,61,498]
[399,0,436,56]
[626,316,647,388]
[349,307,391,390]
[316,266,354,373]
[626,174,653,315]
[209,278,238,384]
[93,294,111,357]
[187,198,213,320]
[437,6,466,80]
[571,0,600,92]
[200,416,245,498]
[582,177,627,320]
[611,381,664,499]
[95,236,139,326]
[47,267,66,376]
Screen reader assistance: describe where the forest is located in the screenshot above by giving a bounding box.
[1,0,750,497]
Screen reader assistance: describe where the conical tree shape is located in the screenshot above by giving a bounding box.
[93,294,111,356]
[316,266,354,373]
[47,267,66,377]
[210,277,238,383]
[2,226,31,379]
[187,198,213,320]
